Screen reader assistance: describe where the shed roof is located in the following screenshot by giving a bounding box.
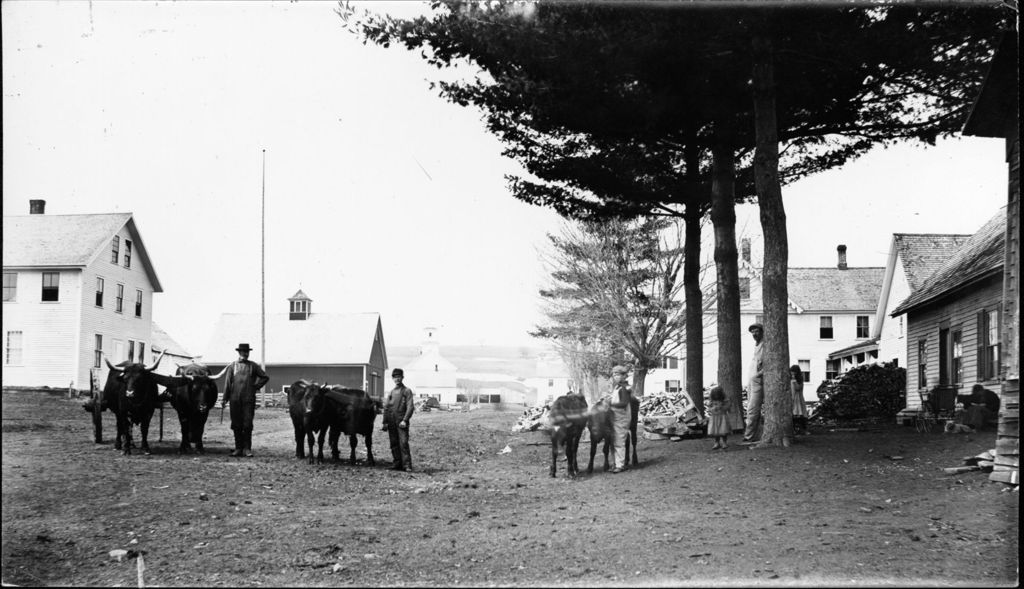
[151,322,193,358]
[2,212,163,291]
[891,207,1006,316]
[893,234,973,292]
[201,312,384,365]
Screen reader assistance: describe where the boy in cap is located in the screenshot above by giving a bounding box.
[383,368,415,471]
[609,365,633,473]
[221,343,270,457]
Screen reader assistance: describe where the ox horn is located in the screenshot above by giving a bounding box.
[104,355,123,374]
[144,349,166,372]
[208,365,229,380]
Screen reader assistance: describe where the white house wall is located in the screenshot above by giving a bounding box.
[878,258,912,367]
[698,310,874,399]
[77,239,156,390]
[2,268,82,388]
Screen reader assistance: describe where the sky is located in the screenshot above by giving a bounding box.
[2,1,1010,355]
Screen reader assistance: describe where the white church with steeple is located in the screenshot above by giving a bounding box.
[400,326,459,402]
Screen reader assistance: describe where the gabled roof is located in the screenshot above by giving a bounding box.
[150,322,193,358]
[785,267,884,312]
[893,234,973,292]
[289,289,311,301]
[201,312,384,365]
[892,207,1006,316]
[2,213,163,292]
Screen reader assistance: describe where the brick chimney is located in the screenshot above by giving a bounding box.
[29,199,46,214]
[837,244,848,270]
[740,238,751,263]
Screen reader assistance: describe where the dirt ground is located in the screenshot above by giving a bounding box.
[1,388,1018,587]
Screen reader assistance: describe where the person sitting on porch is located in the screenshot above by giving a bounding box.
[961,384,1000,431]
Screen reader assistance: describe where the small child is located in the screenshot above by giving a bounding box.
[707,386,731,450]
[790,365,809,436]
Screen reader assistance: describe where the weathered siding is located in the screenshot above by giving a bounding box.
[904,275,1003,409]
[2,268,82,388]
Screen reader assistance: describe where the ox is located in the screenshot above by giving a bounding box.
[165,363,227,454]
[547,394,589,478]
[587,395,640,473]
[322,385,379,466]
[103,350,179,455]
[287,380,324,461]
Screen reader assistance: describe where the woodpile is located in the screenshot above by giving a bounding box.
[638,392,704,441]
[943,449,998,475]
[511,405,552,433]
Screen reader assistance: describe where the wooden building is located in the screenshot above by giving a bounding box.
[3,200,163,390]
[962,32,1018,486]
[201,290,389,400]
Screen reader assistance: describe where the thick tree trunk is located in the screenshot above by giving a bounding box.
[683,204,705,415]
[633,366,648,398]
[711,131,744,431]
[751,35,792,448]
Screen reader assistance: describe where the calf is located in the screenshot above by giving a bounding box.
[165,363,226,454]
[547,394,589,478]
[587,395,640,473]
[323,386,378,466]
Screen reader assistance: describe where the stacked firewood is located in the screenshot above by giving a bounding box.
[638,392,705,440]
[511,405,552,433]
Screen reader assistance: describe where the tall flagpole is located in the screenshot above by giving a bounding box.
[261,149,267,376]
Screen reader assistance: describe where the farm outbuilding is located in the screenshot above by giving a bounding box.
[201,290,389,401]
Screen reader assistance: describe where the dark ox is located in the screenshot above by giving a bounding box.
[288,381,378,465]
[586,395,640,474]
[547,394,589,478]
[103,350,178,455]
[165,363,227,454]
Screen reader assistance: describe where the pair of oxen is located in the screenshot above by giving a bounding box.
[85,350,224,456]
[285,380,380,466]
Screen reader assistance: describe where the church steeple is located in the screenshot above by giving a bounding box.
[288,289,312,320]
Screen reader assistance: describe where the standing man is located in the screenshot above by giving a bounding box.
[383,368,415,471]
[609,365,633,474]
[742,323,765,445]
[221,343,269,457]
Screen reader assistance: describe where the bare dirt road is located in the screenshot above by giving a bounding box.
[2,388,1018,587]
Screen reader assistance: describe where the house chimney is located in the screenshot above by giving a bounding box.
[837,244,848,270]
[29,200,46,214]
[740,238,751,263]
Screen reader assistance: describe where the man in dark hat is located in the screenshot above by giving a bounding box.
[608,365,634,473]
[742,323,765,445]
[221,343,269,457]
[382,368,415,471]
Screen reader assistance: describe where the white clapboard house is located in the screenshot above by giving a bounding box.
[2,200,163,390]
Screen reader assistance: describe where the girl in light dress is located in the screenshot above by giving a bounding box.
[791,365,809,436]
[706,386,731,450]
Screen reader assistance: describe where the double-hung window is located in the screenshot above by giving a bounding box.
[5,331,23,365]
[94,335,103,368]
[3,273,16,302]
[115,284,124,313]
[123,240,133,268]
[856,316,869,338]
[819,316,833,339]
[135,290,143,318]
[41,272,60,302]
[95,278,105,307]
[111,236,120,263]
[977,307,1001,381]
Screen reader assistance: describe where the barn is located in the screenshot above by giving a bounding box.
[200,290,389,400]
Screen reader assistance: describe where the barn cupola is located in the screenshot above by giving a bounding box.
[288,289,312,320]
